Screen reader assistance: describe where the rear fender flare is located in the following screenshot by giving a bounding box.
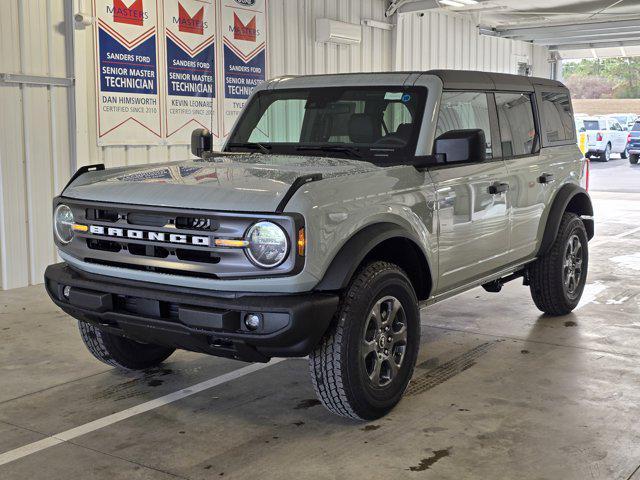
[538,184,594,255]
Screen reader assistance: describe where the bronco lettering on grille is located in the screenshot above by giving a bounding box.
[88,225,211,246]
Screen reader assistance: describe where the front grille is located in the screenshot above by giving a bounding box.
[175,216,219,231]
[85,259,221,279]
[86,208,119,222]
[128,243,170,259]
[60,200,300,279]
[87,238,121,252]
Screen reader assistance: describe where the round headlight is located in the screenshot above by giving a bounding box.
[245,221,289,268]
[54,204,75,244]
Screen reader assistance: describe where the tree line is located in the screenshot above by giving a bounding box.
[563,58,640,99]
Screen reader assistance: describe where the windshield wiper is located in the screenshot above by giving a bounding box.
[296,145,362,158]
[227,142,271,154]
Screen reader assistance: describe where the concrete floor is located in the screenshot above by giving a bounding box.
[2,164,640,479]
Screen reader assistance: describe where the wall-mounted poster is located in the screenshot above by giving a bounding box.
[219,0,268,137]
[163,0,219,144]
[94,0,162,145]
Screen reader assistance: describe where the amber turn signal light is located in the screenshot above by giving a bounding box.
[297,228,306,256]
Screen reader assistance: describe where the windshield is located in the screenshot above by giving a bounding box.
[226,87,427,162]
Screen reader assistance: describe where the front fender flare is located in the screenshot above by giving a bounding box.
[314,222,430,292]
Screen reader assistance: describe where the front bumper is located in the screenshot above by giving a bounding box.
[44,263,339,362]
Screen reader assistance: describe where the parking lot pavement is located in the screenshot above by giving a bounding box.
[589,155,640,193]
[2,190,640,479]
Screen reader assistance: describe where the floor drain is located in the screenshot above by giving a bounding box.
[405,342,496,396]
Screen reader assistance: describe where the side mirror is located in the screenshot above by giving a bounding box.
[191,128,213,158]
[434,129,486,164]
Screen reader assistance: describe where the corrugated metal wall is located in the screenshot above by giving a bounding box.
[0,0,74,290]
[268,0,393,77]
[395,9,551,78]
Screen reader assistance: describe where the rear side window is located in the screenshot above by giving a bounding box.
[495,93,537,157]
[436,91,493,158]
[583,120,600,131]
[633,122,640,132]
[540,92,575,142]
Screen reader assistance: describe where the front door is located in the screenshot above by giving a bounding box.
[430,91,510,294]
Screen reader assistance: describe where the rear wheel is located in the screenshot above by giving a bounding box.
[78,322,175,370]
[309,261,420,420]
[630,154,639,165]
[600,143,611,162]
[528,212,589,315]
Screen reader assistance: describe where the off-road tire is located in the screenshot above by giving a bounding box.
[78,322,175,370]
[630,154,639,165]
[528,212,589,315]
[308,261,420,420]
[599,143,611,162]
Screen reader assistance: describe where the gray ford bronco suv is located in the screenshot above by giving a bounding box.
[45,70,593,420]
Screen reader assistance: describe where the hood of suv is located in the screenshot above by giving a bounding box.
[63,154,379,212]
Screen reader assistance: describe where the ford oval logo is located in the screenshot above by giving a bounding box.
[234,0,256,5]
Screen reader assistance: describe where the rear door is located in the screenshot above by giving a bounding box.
[429,91,510,294]
[497,91,547,263]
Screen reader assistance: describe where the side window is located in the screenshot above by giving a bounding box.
[436,92,493,158]
[495,93,537,157]
[541,92,574,142]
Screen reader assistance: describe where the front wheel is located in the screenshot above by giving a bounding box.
[78,322,175,370]
[621,146,629,159]
[528,212,589,315]
[309,261,420,420]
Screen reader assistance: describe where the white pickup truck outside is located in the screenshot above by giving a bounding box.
[582,116,629,161]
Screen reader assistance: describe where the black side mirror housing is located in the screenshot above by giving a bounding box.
[433,129,486,164]
[191,128,213,158]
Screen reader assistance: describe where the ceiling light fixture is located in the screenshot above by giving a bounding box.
[456,0,479,4]
[439,0,465,7]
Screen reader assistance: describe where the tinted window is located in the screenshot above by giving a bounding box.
[541,92,574,142]
[495,93,537,157]
[632,122,640,132]
[436,91,493,158]
[584,120,600,131]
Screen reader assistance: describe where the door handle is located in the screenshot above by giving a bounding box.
[487,182,509,195]
[538,173,555,184]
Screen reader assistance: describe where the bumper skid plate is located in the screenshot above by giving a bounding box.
[45,263,339,363]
